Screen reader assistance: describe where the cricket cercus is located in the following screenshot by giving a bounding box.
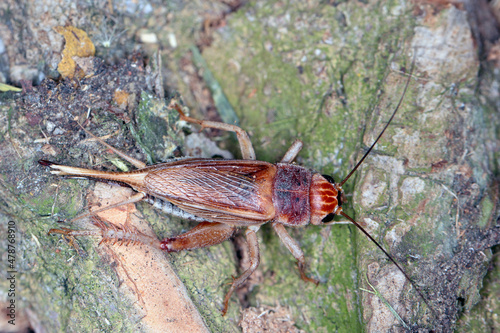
[40,65,431,316]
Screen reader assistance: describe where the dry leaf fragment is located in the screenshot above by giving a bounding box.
[0,83,22,92]
[113,89,130,110]
[54,26,96,79]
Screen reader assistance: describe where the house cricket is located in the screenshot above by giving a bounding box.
[40,59,433,317]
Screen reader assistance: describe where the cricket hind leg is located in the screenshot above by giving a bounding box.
[159,221,241,315]
[48,227,88,257]
[161,222,261,315]
[272,222,320,285]
[160,222,236,252]
[222,226,260,316]
[172,103,256,160]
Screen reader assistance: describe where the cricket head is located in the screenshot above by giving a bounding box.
[309,173,344,225]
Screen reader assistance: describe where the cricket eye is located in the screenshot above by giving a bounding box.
[322,174,335,184]
[321,213,335,223]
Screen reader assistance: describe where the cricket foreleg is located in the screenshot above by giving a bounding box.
[160,222,236,252]
[172,104,256,160]
[272,222,319,285]
[222,226,260,316]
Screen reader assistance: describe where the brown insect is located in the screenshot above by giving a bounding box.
[40,60,432,316]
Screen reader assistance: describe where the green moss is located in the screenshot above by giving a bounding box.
[21,180,84,218]
[478,196,494,229]
[132,92,181,164]
[13,212,139,332]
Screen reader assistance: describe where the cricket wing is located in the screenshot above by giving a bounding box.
[142,160,277,225]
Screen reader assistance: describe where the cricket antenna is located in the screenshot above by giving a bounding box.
[339,57,415,187]
[336,55,437,317]
[339,210,436,317]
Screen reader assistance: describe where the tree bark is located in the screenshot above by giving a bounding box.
[0,1,498,333]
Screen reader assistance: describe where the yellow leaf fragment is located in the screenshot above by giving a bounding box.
[54,26,96,79]
[0,83,22,92]
[113,89,130,109]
